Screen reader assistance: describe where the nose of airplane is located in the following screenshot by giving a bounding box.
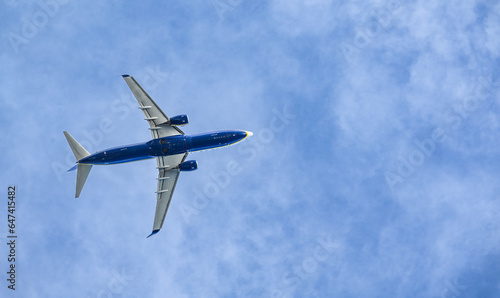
[228,130,253,144]
[235,130,252,139]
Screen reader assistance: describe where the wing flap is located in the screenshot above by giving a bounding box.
[148,153,187,237]
[122,75,184,139]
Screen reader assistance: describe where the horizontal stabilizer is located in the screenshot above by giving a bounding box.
[76,164,92,198]
[63,131,90,161]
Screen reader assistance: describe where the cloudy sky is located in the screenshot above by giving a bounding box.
[1,0,500,297]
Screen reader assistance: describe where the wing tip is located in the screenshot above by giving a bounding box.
[147,229,160,238]
[122,74,130,78]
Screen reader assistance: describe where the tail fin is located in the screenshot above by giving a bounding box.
[63,131,90,161]
[63,131,93,198]
[75,164,92,198]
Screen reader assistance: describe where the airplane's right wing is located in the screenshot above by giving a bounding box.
[122,75,184,139]
[147,153,187,237]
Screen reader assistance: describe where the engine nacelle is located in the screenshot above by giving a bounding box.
[178,160,198,171]
[169,115,189,126]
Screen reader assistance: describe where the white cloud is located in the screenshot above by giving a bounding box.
[1,1,500,297]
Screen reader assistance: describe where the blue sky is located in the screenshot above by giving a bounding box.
[1,0,500,297]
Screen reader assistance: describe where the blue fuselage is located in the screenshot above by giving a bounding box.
[79,130,250,165]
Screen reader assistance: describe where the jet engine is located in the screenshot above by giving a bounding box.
[169,115,189,126]
[178,160,198,171]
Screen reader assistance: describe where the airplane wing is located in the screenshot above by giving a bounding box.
[122,75,184,139]
[147,153,188,237]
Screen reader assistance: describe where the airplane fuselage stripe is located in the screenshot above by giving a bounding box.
[78,130,249,165]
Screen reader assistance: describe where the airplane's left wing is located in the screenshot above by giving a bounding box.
[147,153,187,237]
[122,75,184,139]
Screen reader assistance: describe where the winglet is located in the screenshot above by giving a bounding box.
[147,229,160,238]
[122,74,130,77]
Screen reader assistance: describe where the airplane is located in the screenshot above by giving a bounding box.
[64,74,253,237]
